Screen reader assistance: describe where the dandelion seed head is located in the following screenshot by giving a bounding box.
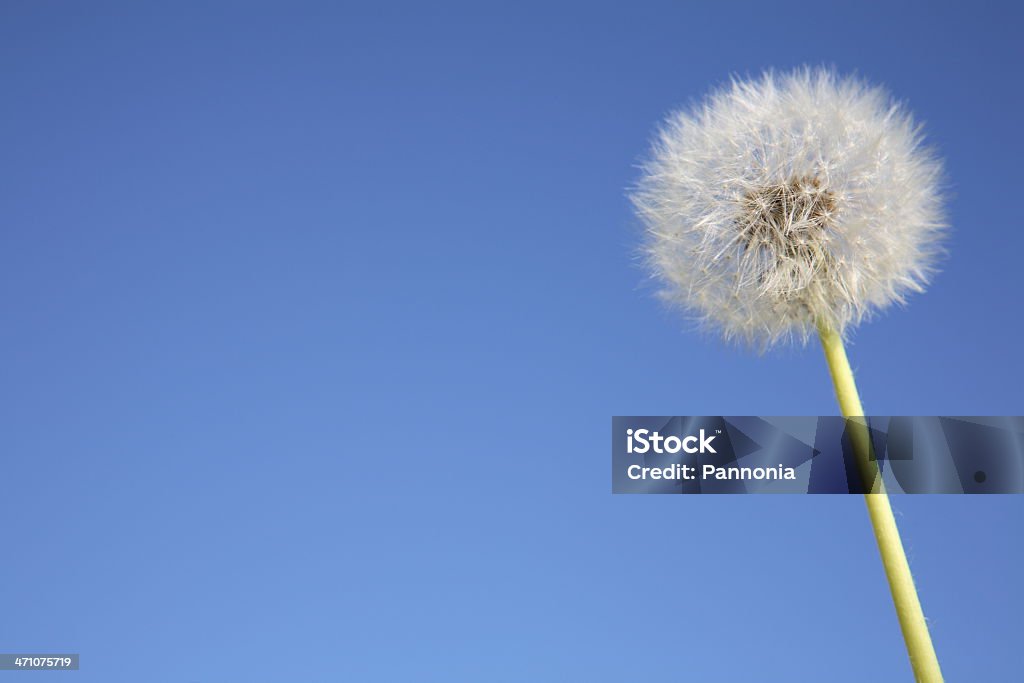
[631,67,946,349]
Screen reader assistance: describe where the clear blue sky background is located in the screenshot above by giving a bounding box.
[2,2,1022,681]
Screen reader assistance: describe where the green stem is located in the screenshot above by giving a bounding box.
[817,323,944,683]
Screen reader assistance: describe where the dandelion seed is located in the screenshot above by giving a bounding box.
[632,67,945,348]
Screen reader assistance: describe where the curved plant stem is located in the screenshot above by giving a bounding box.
[817,323,944,683]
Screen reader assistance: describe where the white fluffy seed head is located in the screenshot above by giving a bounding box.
[631,67,946,349]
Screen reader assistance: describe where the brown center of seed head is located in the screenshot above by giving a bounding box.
[733,176,840,308]
[740,176,836,256]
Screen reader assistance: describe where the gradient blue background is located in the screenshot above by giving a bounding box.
[2,1,1022,681]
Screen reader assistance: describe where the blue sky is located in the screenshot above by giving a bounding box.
[2,1,1022,681]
